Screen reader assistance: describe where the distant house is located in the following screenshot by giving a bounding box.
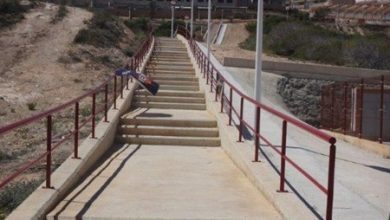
[313,1,390,25]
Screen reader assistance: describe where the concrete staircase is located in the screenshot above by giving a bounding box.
[117,37,220,147]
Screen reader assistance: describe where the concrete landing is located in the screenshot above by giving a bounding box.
[47,144,282,220]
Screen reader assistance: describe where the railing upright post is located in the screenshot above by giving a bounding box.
[131,58,134,83]
[104,84,108,122]
[45,115,52,189]
[220,88,224,113]
[228,87,233,125]
[254,106,261,162]
[343,82,348,135]
[359,79,364,138]
[210,67,213,92]
[330,85,335,131]
[74,102,79,159]
[379,75,384,143]
[278,120,288,192]
[114,76,117,110]
[326,142,336,220]
[238,97,244,142]
[92,93,96,138]
[206,61,209,85]
[120,75,124,98]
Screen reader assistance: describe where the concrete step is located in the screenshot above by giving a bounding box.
[121,117,217,128]
[153,51,188,55]
[147,71,195,76]
[149,66,194,71]
[119,125,219,137]
[158,85,199,91]
[154,80,198,86]
[148,62,192,67]
[155,47,186,51]
[150,65,193,70]
[152,75,198,81]
[135,90,204,98]
[133,102,206,110]
[134,96,205,104]
[117,135,220,147]
[150,57,190,61]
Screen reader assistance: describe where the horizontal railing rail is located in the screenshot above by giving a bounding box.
[0,33,154,190]
[178,26,336,220]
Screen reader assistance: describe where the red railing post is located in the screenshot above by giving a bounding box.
[120,75,124,99]
[228,87,233,126]
[74,102,79,159]
[254,106,261,162]
[104,84,108,122]
[238,97,244,142]
[330,85,335,131]
[210,67,213,92]
[114,76,117,110]
[343,83,348,135]
[45,115,52,188]
[206,60,209,85]
[278,120,288,192]
[379,75,384,143]
[326,142,336,220]
[220,88,224,113]
[92,93,96,138]
[359,79,364,138]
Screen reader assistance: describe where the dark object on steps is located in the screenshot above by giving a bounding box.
[115,68,160,95]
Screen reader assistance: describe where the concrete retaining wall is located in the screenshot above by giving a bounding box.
[223,57,390,81]
[7,39,155,220]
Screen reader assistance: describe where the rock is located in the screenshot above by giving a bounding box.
[277,77,333,127]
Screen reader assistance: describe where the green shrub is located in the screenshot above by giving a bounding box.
[26,102,37,111]
[155,20,185,37]
[74,11,124,48]
[122,47,134,57]
[51,0,68,24]
[0,179,43,218]
[124,17,149,32]
[0,0,27,28]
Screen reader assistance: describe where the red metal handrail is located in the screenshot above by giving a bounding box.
[0,33,154,190]
[178,26,336,220]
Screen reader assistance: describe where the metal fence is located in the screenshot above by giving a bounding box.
[321,75,390,143]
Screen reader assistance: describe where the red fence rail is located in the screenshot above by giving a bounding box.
[178,27,337,220]
[0,33,154,190]
[321,75,390,143]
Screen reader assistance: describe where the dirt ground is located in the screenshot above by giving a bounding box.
[0,3,133,187]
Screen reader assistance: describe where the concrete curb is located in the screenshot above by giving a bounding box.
[179,35,315,220]
[7,38,155,220]
[324,130,390,158]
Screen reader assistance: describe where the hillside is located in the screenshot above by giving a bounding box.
[0,3,139,218]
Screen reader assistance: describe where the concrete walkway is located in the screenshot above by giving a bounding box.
[47,144,281,220]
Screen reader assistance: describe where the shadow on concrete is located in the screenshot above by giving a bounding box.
[140,113,172,118]
[258,145,324,220]
[51,143,142,219]
[262,143,390,175]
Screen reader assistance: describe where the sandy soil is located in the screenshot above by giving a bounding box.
[0,3,133,186]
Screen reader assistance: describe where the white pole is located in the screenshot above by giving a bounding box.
[254,0,264,102]
[207,0,211,61]
[171,6,174,38]
[190,0,194,38]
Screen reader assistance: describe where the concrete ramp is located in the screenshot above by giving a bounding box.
[47,144,281,220]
